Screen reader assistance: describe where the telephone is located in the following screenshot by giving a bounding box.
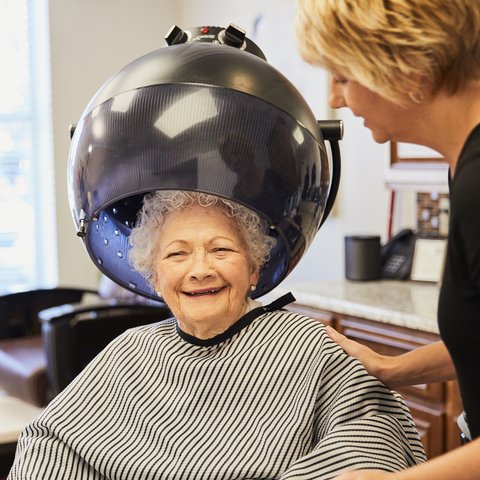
[381,228,416,280]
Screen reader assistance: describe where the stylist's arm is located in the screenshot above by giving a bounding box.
[325,327,457,389]
[334,438,480,479]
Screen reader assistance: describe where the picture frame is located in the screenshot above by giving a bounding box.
[410,237,447,283]
[390,142,443,165]
[385,142,449,191]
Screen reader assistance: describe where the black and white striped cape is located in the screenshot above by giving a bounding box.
[9,297,426,479]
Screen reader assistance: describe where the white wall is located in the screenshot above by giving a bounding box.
[49,0,407,290]
[49,0,178,289]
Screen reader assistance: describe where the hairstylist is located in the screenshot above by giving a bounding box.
[296,0,480,478]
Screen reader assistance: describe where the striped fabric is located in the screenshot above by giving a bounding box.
[9,307,426,479]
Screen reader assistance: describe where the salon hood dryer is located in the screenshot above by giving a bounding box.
[67,23,342,300]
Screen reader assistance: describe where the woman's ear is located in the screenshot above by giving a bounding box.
[153,271,161,295]
[250,265,260,287]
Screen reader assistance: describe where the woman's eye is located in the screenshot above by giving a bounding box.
[166,251,185,258]
[213,247,231,253]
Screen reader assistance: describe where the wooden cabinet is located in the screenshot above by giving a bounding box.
[287,303,462,459]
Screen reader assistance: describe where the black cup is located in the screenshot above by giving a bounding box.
[344,235,381,281]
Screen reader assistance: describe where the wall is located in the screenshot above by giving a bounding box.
[49,0,178,289]
[49,0,400,290]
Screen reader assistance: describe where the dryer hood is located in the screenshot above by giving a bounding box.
[67,24,342,300]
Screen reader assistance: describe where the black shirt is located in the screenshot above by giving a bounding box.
[438,124,480,439]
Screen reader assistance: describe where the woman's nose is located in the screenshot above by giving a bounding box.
[188,252,214,280]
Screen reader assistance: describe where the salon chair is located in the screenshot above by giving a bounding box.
[0,287,100,478]
[39,301,172,395]
[0,287,99,339]
[0,287,99,406]
[1,302,171,478]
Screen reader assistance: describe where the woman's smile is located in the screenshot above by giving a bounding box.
[182,286,226,297]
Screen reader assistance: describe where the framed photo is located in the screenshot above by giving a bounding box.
[386,142,449,191]
[390,142,443,165]
[410,238,447,283]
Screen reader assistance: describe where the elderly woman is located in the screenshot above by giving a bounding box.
[295,0,480,478]
[9,191,425,479]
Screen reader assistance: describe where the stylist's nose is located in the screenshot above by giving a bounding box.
[189,251,214,280]
[329,77,346,109]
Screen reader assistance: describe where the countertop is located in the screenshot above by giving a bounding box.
[267,279,440,334]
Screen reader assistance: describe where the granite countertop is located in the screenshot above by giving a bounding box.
[268,279,440,334]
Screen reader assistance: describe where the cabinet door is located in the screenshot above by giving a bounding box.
[286,304,335,326]
[402,394,444,459]
[444,381,462,452]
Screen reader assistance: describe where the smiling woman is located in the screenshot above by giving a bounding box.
[9,189,427,479]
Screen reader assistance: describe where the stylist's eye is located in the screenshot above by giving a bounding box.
[332,75,348,84]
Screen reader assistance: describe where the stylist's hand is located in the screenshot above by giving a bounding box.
[334,469,396,479]
[325,326,392,386]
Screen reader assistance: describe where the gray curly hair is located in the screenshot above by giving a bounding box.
[128,190,276,287]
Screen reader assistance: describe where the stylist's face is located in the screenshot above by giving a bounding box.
[153,204,259,338]
[329,75,412,144]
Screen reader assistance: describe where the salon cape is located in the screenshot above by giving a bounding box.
[9,295,426,479]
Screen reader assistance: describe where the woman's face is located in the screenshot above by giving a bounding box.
[153,204,259,338]
[329,75,418,144]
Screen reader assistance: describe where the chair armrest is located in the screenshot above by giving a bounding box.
[39,302,171,395]
[0,336,48,406]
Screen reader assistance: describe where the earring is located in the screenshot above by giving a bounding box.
[250,285,256,292]
[408,90,424,104]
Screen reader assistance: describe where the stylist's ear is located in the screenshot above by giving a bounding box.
[407,74,429,103]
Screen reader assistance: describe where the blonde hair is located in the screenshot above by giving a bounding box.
[296,0,480,105]
[128,191,276,287]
